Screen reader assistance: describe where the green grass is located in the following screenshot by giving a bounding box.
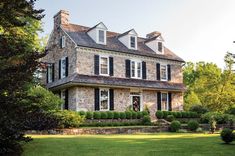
[23,133,235,156]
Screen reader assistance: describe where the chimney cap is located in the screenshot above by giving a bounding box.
[53,10,69,18]
[146,31,161,39]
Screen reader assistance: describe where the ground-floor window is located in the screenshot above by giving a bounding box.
[161,92,169,110]
[100,88,109,111]
[61,89,68,110]
[130,93,142,112]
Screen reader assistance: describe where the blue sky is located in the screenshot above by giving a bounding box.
[36,0,235,68]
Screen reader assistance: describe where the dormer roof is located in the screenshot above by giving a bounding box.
[87,22,107,32]
[118,29,137,38]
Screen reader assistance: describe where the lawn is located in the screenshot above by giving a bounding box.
[23,133,235,156]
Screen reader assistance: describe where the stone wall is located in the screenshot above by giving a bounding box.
[76,48,183,83]
[142,90,157,120]
[172,92,184,111]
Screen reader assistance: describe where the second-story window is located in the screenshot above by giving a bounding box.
[98,30,105,43]
[131,60,142,79]
[100,56,109,75]
[60,57,67,78]
[160,65,167,81]
[61,36,66,48]
[158,42,163,52]
[130,36,136,49]
[47,64,53,83]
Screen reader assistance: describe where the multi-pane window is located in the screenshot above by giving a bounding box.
[131,61,142,79]
[47,64,53,83]
[100,57,109,75]
[61,57,66,78]
[158,42,163,52]
[98,30,105,43]
[130,36,136,48]
[61,36,66,48]
[161,93,168,111]
[160,65,167,81]
[100,89,109,111]
[61,90,66,110]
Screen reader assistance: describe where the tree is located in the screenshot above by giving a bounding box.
[0,0,45,155]
[183,52,235,112]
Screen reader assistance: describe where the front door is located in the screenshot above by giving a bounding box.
[131,95,141,112]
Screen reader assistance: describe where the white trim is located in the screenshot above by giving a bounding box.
[60,57,66,79]
[97,29,106,45]
[99,55,109,76]
[160,64,168,81]
[130,60,142,79]
[161,92,169,111]
[130,93,143,111]
[129,36,137,50]
[99,88,110,111]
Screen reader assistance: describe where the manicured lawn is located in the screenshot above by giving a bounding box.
[23,133,235,156]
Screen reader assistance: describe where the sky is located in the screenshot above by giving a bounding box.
[35,0,235,69]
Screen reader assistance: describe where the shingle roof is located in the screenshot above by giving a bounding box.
[61,24,185,62]
[47,74,186,91]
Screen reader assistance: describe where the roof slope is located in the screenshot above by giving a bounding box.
[61,23,184,62]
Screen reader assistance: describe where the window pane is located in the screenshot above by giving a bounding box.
[62,59,66,77]
[161,93,168,110]
[100,89,109,110]
[100,57,108,74]
[161,65,167,80]
[130,36,136,48]
[131,61,135,77]
[99,30,104,43]
[158,42,162,52]
[48,65,52,82]
[137,62,141,78]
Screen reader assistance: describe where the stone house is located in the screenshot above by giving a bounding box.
[42,10,185,118]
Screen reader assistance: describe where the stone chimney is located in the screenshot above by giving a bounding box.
[146,31,161,39]
[53,10,69,29]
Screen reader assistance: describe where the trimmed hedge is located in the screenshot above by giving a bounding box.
[188,120,199,131]
[155,111,199,119]
[156,111,164,119]
[201,112,235,124]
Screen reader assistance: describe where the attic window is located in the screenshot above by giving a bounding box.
[158,42,163,52]
[130,36,136,49]
[98,30,105,43]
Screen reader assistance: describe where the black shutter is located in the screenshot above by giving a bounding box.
[94,55,99,75]
[52,63,55,82]
[142,61,146,79]
[157,92,161,110]
[168,93,172,111]
[94,88,100,111]
[60,37,62,48]
[65,89,69,110]
[109,57,113,76]
[46,66,49,83]
[109,89,114,110]
[167,64,171,81]
[125,59,131,78]
[156,63,160,80]
[59,59,61,79]
[65,57,69,77]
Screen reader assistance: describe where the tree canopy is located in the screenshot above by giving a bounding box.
[183,52,235,112]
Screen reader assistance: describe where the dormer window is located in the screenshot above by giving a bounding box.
[130,36,136,49]
[98,30,105,43]
[87,22,107,45]
[158,42,163,52]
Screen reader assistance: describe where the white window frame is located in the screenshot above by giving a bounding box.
[161,92,169,111]
[61,36,66,48]
[60,57,66,79]
[61,90,66,110]
[130,93,143,111]
[99,56,109,76]
[99,88,110,111]
[131,60,142,79]
[129,36,137,50]
[160,64,168,81]
[47,64,53,83]
[97,29,106,45]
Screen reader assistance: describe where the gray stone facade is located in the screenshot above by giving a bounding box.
[41,10,185,120]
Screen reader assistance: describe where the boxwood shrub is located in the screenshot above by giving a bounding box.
[113,112,120,119]
[78,111,86,116]
[170,120,181,132]
[220,128,234,144]
[188,120,199,131]
[142,111,149,116]
[125,111,132,119]
[85,111,93,119]
[166,115,175,122]
[156,111,164,119]
[119,112,126,119]
[93,112,101,119]
[100,112,108,119]
[131,112,137,119]
[163,111,169,118]
[137,112,143,119]
[107,111,114,119]
[142,115,151,125]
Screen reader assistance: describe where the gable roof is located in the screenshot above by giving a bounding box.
[87,22,107,32]
[61,23,185,62]
[118,29,137,38]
